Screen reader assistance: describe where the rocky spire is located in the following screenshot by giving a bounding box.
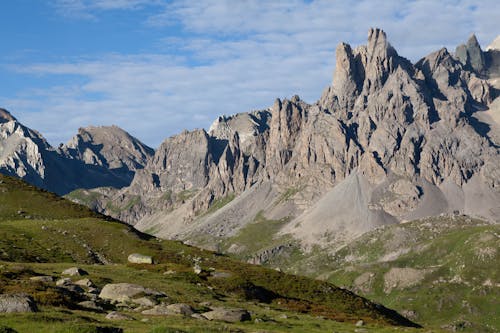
[455,33,485,73]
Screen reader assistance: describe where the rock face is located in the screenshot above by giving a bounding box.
[0,294,37,313]
[0,110,153,195]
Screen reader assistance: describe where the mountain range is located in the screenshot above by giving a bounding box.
[1,28,499,249]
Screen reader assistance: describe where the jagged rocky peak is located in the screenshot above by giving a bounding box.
[63,125,154,170]
[455,33,485,73]
[486,35,500,51]
[0,108,17,123]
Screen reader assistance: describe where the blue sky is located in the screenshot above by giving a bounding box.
[1,0,499,147]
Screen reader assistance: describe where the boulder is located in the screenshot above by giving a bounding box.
[105,311,134,321]
[56,278,72,286]
[99,283,164,303]
[141,303,193,316]
[166,303,194,316]
[78,300,104,312]
[202,308,251,322]
[0,294,37,313]
[62,267,88,276]
[132,297,156,307]
[127,253,153,264]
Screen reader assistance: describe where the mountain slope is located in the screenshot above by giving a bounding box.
[0,173,421,332]
[295,216,500,332]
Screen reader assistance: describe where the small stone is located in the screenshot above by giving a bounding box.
[127,253,153,264]
[105,311,134,320]
[132,297,156,307]
[356,320,364,327]
[56,278,72,286]
[30,276,54,283]
[62,267,88,276]
[202,308,251,322]
[78,300,103,312]
[75,278,95,288]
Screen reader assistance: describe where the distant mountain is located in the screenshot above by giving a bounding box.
[0,109,153,195]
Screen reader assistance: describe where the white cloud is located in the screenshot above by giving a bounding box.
[4,0,499,147]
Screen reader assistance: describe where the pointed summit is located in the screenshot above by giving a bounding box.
[0,108,17,123]
[455,33,485,73]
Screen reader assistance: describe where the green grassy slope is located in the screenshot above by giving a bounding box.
[291,216,500,333]
[0,173,421,332]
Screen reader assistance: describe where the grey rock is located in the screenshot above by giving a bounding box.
[202,308,251,322]
[75,278,95,288]
[141,303,193,316]
[56,278,73,286]
[105,311,134,321]
[99,283,164,303]
[0,294,37,313]
[127,253,153,264]
[62,267,88,276]
[78,300,104,312]
[29,276,54,283]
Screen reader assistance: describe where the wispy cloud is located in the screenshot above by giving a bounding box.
[4,0,499,147]
[53,0,159,19]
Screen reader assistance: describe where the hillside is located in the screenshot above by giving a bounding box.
[280,216,500,332]
[0,173,420,333]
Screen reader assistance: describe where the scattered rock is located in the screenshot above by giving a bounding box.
[105,311,134,321]
[210,271,232,278]
[56,278,72,286]
[75,278,95,288]
[166,303,194,316]
[0,294,37,313]
[29,276,54,283]
[141,303,193,316]
[356,319,364,326]
[99,283,164,303]
[191,313,208,320]
[132,297,156,307]
[127,253,153,264]
[78,300,103,312]
[202,308,251,322]
[62,267,88,276]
